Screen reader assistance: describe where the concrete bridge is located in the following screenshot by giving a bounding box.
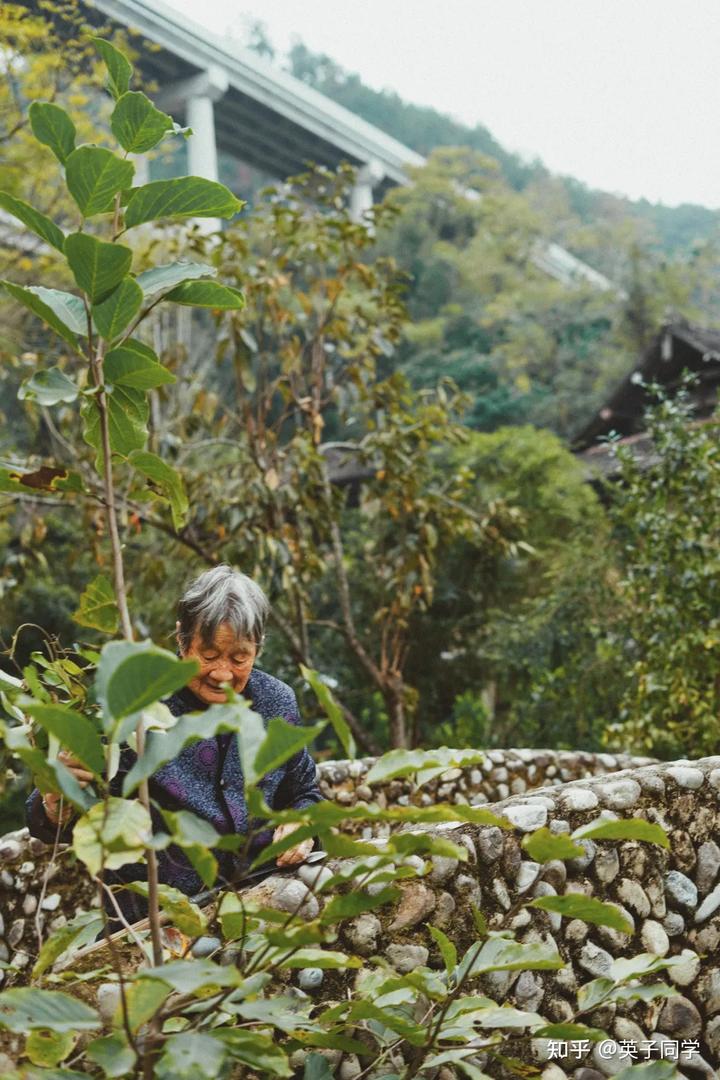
[79,0,614,292]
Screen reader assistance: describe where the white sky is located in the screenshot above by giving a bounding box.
[163,0,720,209]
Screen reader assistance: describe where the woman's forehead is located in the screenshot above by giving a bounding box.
[193,622,255,649]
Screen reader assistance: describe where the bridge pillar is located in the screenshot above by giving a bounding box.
[157,67,229,229]
[350,161,384,223]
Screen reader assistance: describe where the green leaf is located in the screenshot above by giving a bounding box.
[304,1055,334,1080]
[121,978,170,1032]
[128,449,188,530]
[428,924,457,975]
[3,729,95,813]
[121,700,254,794]
[572,818,670,849]
[86,1032,137,1078]
[73,797,152,875]
[0,988,100,1033]
[126,882,206,936]
[455,937,564,981]
[73,575,119,633]
[142,959,242,994]
[301,664,355,758]
[96,641,197,725]
[251,715,325,784]
[320,887,399,924]
[366,746,484,785]
[164,279,244,309]
[533,894,634,928]
[65,232,133,303]
[32,912,103,978]
[615,1064,681,1080]
[533,1022,607,1041]
[26,1028,77,1067]
[92,277,143,340]
[111,91,174,153]
[214,1028,292,1077]
[1,280,78,349]
[81,383,148,461]
[105,339,175,389]
[276,948,361,969]
[124,177,244,228]
[93,38,133,99]
[27,703,104,775]
[25,287,87,334]
[136,261,216,299]
[529,894,634,933]
[18,367,78,406]
[521,827,585,862]
[0,192,65,252]
[65,146,135,218]
[28,102,76,164]
[156,1032,227,1080]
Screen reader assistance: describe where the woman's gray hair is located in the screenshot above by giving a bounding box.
[177,565,269,652]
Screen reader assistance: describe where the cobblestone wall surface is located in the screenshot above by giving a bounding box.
[2,750,720,1078]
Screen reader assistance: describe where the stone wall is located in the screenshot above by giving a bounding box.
[0,749,648,970]
[2,750,720,1077]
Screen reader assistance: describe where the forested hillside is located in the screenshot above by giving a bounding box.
[284,38,720,256]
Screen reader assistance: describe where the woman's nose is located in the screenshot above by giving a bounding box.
[210,659,233,680]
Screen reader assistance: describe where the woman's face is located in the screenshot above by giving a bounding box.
[180,622,258,705]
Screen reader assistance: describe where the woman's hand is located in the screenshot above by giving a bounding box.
[272,822,314,867]
[42,750,94,825]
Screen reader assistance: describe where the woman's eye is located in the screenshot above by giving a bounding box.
[202,654,218,662]
[233,655,252,665]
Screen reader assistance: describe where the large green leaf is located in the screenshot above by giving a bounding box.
[455,937,565,982]
[18,367,78,406]
[0,192,65,252]
[136,261,216,299]
[1,281,78,349]
[96,640,197,726]
[320,887,398,925]
[65,146,135,217]
[73,575,119,633]
[28,102,76,164]
[572,817,670,849]
[92,276,143,340]
[521,827,585,863]
[124,177,244,228]
[81,382,148,461]
[25,1027,77,1067]
[251,715,326,784]
[32,911,102,978]
[301,665,355,758]
[141,958,242,994]
[122,700,254,794]
[155,1032,227,1080]
[276,948,361,969]
[86,1033,137,1078]
[92,37,133,99]
[111,91,174,153]
[65,233,132,303]
[366,745,484,785]
[121,978,170,1033]
[429,924,458,975]
[165,280,244,309]
[128,449,188,530]
[529,894,634,933]
[214,1029,292,1077]
[105,339,175,389]
[26,287,87,334]
[27,703,104,775]
[126,882,206,936]
[2,727,95,813]
[616,1065,680,1080]
[0,988,100,1033]
[73,797,152,875]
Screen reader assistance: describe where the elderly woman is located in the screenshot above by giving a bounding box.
[26,565,323,924]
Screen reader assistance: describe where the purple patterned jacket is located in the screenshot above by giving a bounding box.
[26,668,323,923]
